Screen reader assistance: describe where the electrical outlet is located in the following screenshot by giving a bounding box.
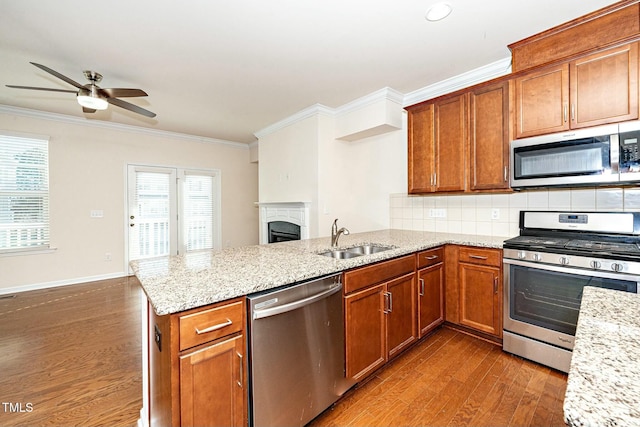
[90,210,104,218]
[491,208,500,220]
[104,252,112,261]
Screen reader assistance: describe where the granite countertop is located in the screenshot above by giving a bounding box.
[131,229,507,316]
[564,287,640,427]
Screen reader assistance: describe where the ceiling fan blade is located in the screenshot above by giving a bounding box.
[101,88,148,98]
[6,84,77,93]
[30,62,85,89]
[107,97,156,118]
[82,107,96,113]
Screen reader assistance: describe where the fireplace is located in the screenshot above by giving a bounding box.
[258,202,310,244]
[267,221,301,243]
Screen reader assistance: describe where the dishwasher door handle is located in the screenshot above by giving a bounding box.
[252,283,343,320]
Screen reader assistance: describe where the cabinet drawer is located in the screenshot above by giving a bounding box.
[458,247,501,267]
[344,255,415,294]
[179,300,244,351]
[417,247,444,269]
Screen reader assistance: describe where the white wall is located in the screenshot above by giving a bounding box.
[0,109,258,293]
[258,104,406,239]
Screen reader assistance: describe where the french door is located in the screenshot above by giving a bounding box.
[127,165,221,262]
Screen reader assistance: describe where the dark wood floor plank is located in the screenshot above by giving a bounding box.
[0,277,141,427]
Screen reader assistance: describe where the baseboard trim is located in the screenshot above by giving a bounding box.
[0,272,128,295]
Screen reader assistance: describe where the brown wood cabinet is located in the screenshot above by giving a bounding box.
[407,94,466,193]
[408,83,509,194]
[148,298,247,427]
[515,43,638,138]
[469,81,510,190]
[343,255,416,381]
[457,247,502,338]
[407,103,435,193]
[416,247,445,337]
[434,94,467,192]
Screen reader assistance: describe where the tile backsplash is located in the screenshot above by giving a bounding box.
[390,187,640,238]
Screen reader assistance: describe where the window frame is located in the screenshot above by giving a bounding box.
[0,131,51,255]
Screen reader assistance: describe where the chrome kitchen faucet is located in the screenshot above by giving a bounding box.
[331,219,349,247]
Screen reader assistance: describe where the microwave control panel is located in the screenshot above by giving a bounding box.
[619,129,640,173]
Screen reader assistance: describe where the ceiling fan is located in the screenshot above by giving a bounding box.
[6,62,156,118]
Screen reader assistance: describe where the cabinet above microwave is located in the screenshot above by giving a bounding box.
[510,122,640,189]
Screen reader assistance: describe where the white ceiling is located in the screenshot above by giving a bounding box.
[0,0,617,143]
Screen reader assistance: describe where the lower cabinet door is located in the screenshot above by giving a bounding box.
[345,284,386,381]
[386,273,417,358]
[417,263,444,337]
[179,334,245,427]
[459,263,501,337]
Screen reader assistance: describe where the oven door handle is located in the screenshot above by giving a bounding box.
[503,258,640,282]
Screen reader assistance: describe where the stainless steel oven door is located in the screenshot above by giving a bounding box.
[504,258,639,350]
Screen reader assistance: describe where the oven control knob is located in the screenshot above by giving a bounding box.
[517,251,527,260]
[590,260,601,269]
[611,263,624,272]
[559,256,569,265]
[532,253,542,262]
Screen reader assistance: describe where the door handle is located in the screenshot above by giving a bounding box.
[195,319,232,334]
[383,291,393,313]
[237,352,243,388]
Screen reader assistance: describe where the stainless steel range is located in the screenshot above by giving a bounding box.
[503,211,640,372]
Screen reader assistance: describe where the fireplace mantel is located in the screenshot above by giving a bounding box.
[257,202,310,244]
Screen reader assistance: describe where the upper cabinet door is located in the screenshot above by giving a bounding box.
[407,103,435,194]
[515,64,570,138]
[434,94,467,192]
[469,81,509,190]
[570,42,638,129]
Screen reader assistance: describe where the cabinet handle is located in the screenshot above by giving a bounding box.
[237,352,243,388]
[194,318,232,334]
[469,255,488,260]
[388,291,393,313]
[424,255,439,260]
[504,166,508,183]
[494,276,499,294]
[563,105,568,123]
[433,173,437,187]
[571,104,575,121]
[383,292,389,313]
[430,173,434,186]
[419,278,425,296]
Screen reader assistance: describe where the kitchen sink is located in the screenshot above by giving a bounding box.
[317,249,363,259]
[346,244,394,255]
[318,244,394,259]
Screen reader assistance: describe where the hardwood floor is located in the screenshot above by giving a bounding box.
[0,277,142,427]
[0,277,568,427]
[310,327,568,427]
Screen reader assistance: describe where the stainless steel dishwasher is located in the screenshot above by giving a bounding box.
[247,273,354,427]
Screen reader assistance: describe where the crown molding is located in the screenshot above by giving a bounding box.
[335,87,404,115]
[0,104,249,149]
[402,56,512,106]
[253,103,335,139]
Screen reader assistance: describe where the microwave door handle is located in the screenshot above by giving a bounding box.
[611,134,620,174]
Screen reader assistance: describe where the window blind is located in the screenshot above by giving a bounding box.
[183,172,219,251]
[131,171,172,259]
[0,134,50,252]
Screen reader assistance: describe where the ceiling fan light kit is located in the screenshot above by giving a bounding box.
[77,86,108,110]
[6,62,156,118]
[425,2,453,21]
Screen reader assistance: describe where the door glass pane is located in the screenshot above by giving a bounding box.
[183,174,217,251]
[510,265,637,335]
[131,171,171,260]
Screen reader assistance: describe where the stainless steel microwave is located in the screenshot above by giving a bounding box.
[510,122,640,189]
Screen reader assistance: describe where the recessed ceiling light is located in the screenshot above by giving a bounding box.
[425,2,453,21]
